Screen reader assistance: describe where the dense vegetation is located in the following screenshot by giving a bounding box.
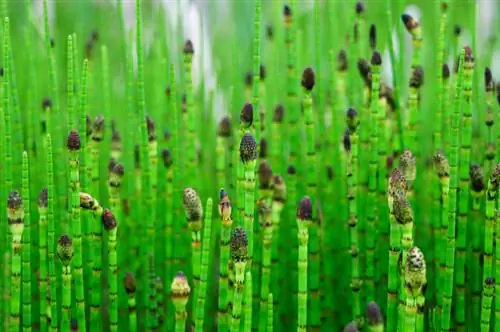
[0,0,498,331]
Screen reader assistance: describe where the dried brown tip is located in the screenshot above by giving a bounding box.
[230,227,248,262]
[218,189,232,220]
[108,158,117,173]
[39,187,48,208]
[112,128,121,143]
[442,64,450,79]
[389,168,407,195]
[217,116,232,137]
[42,97,52,110]
[272,175,286,202]
[369,24,377,50]
[240,103,254,128]
[346,107,359,131]
[469,163,485,193]
[301,67,316,91]
[266,25,274,39]
[260,64,266,81]
[406,246,425,271]
[162,148,173,168]
[239,133,258,164]
[8,190,22,210]
[102,209,117,231]
[343,321,359,332]
[112,163,125,177]
[355,1,365,14]
[401,14,419,32]
[343,128,351,152]
[337,50,348,72]
[409,66,424,88]
[92,116,105,137]
[357,58,372,86]
[258,160,273,189]
[67,130,81,151]
[485,67,494,92]
[283,5,292,17]
[183,188,203,222]
[259,138,268,159]
[134,145,140,169]
[183,40,194,55]
[393,192,413,225]
[399,149,417,181]
[371,51,382,66]
[366,301,384,326]
[273,104,284,123]
[163,129,171,142]
[463,46,474,63]
[497,83,500,106]
[57,234,74,266]
[146,115,156,141]
[297,196,313,221]
[287,165,296,175]
[491,163,500,190]
[326,166,334,180]
[124,272,136,293]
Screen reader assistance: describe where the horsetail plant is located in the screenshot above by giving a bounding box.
[195,198,213,332]
[8,190,24,332]
[57,234,74,332]
[21,152,31,331]
[366,51,382,303]
[469,163,485,328]
[345,107,362,327]
[366,301,385,332]
[103,209,118,331]
[124,272,137,332]
[67,130,86,331]
[403,246,427,332]
[456,46,475,330]
[218,190,233,331]
[0,1,498,331]
[182,187,203,314]
[230,226,249,332]
[480,163,498,331]
[296,196,312,332]
[38,188,49,331]
[171,271,191,332]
